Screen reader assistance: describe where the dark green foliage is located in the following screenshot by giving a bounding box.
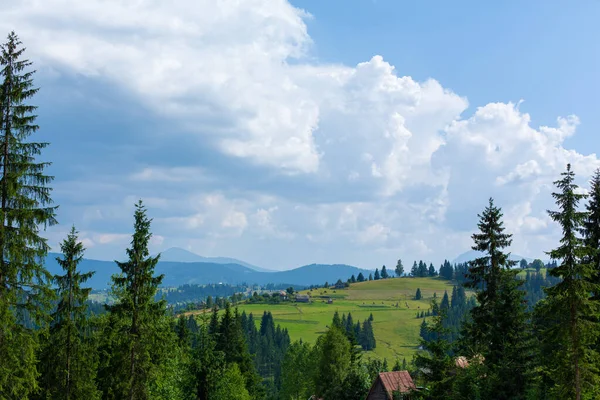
[428,263,437,277]
[418,261,429,277]
[350,274,356,283]
[415,288,422,300]
[37,227,99,400]
[241,310,290,396]
[415,301,454,399]
[101,201,170,400]
[217,304,262,398]
[411,261,419,277]
[189,319,225,399]
[332,310,342,329]
[439,260,454,280]
[374,268,380,280]
[537,164,600,400]
[440,290,449,310]
[531,259,544,273]
[357,272,365,282]
[359,318,376,351]
[381,265,389,279]
[368,273,373,281]
[315,326,352,399]
[0,31,58,398]
[395,259,404,277]
[583,168,600,299]
[459,198,532,399]
[280,341,316,400]
[520,258,528,269]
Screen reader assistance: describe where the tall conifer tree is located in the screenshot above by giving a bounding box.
[539,165,600,400]
[105,200,167,400]
[38,227,99,399]
[460,198,531,399]
[0,31,57,398]
[583,168,600,299]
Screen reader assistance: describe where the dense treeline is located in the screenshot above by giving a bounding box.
[412,165,600,400]
[161,284,246,311]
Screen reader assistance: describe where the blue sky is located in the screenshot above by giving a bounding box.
[2,0,599,270]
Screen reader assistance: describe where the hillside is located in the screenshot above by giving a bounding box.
[211,277,462,361]
[43,253,373,289]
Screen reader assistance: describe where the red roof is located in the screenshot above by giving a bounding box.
[368,371,416,399]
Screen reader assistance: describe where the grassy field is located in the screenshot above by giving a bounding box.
[204,277,460,361]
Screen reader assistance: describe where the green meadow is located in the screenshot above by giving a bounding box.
[232,277,460,361]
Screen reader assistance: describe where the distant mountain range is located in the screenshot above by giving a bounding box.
[156,247,274,272]
[452,250,546,265]
[43,251,372,290]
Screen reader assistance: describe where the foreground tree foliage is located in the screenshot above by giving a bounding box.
[0,31,57,398]
[100,200,172,400]
[37,227,99,400]
[459,198,531,400]
[414,300,453,399]
[536,164,600,400]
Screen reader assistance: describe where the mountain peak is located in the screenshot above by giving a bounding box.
[159,247,205,263]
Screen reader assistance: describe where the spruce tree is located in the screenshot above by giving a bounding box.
[374,268,380,280]
[415,288,422,300]
[411,261,418,277]
[460,198,531,399]
[440,290,450,310]
[381,265,389,279]
[428,263,436,277]
[357,272,365,282]
[332,311,342,329]
[539,164,600,400]
[315,327,352,399]
[395,259,404,277]
[418,260,428,277]
[38,227,99,400]
[368,273,373,281]
[105,200,167,400]
[0,31,58,398]
[583,168,600,299]
[415,301,453,399]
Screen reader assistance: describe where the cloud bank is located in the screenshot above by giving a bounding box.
[2,0,598,269]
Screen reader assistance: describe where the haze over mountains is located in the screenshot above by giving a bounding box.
[42,247,544,290]
[43,248,373,290]
[156,247,274,272]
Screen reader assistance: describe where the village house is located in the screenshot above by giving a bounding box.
[295,294,310,303]
[366,371,416,400]
[278,290,288,300]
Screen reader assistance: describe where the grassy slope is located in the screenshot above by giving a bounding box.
[232,277,459,361]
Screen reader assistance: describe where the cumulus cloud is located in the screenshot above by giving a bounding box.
[3,0,599,268]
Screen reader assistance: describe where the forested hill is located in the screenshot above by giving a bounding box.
[43,253,372,289]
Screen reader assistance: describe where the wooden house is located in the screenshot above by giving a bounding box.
[295,294,310,303]
[366,371,416,400]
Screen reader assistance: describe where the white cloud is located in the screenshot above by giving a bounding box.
[95,233,130,245]
[5,0,600,268]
